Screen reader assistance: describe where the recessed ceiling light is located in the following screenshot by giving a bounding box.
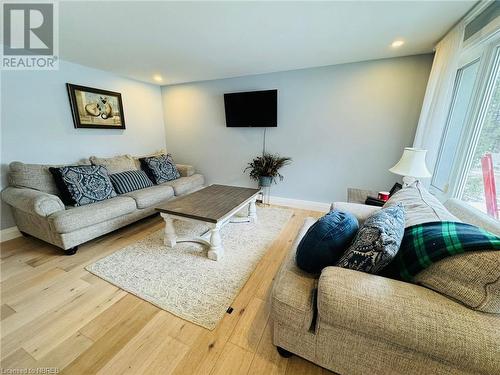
[153,75,163,82]
[391,40,405,48]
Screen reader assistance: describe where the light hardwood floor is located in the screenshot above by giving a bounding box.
[0,207,333,375]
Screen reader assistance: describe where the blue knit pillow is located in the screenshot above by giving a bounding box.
[296,210,359,274]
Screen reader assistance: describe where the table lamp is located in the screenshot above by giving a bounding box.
[389,148,431,187]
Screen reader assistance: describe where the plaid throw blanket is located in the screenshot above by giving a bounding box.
[387,221,500,281]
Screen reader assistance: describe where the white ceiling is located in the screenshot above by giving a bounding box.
[60,1,476,85]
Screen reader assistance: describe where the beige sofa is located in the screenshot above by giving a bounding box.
[1,159,204,254]
[271,195,500,374]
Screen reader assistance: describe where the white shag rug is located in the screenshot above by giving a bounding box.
[86,206,292,330]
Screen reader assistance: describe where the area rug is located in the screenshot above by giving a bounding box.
[86,206,292,330]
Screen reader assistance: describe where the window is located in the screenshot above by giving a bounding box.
[432,60,480,193]
[461,58,500,218]
[430,8,499,219]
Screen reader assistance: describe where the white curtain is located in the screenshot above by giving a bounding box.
[413,22,465,175]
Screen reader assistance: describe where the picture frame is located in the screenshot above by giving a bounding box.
[66,83,126,129]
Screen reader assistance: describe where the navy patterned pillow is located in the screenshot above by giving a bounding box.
[49,165,117,206]
[109,170,153,194]
[336,203,405,273]
[140,154,180,184]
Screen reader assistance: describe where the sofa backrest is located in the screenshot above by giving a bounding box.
[444,198,500,236]
[383,181,459,227]
[8,160,88,196]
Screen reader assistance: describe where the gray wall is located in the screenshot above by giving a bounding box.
[1,60,166,229]
[162,54,433,204]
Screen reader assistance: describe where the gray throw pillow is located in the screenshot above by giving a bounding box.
[336,203,405,273]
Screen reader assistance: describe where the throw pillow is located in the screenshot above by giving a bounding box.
[90,154,137,174]
[140,154,180,184]
[336,203,405,273]
[296,210,359,274]
[49,165,117,206]
[109,170,153,194]
[383,181,459,227]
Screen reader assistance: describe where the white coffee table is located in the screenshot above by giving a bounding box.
[156,184,261,261]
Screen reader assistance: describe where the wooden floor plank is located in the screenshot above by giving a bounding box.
[61,300,159,374]
[0,348,37,370]
[36,331,94,371]
[229,297,270,352]
[139,335,190,375]
[2,277,91,337]
[1,267,67,304]
[79,294,144,341]
[286,355,336,375]
[96,312,189,375]
[209,342,255,375]
[0,208,328,375]
[248,320,289,375]
[1,304,16,320]
[1,281,124,360]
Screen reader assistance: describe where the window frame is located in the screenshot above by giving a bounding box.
[429,27,500,205]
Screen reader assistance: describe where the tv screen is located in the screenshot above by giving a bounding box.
[224,89,277,127]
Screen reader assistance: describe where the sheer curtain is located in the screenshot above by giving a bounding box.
[413,22,465,176]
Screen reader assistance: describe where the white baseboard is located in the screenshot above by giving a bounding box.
[0,226,22,242]
[268,195,330,212]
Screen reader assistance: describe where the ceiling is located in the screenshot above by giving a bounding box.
[59,1,476,85]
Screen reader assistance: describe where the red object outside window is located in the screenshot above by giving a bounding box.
[481,153,498,219]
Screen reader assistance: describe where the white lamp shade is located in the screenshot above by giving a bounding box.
[389,148,431,178]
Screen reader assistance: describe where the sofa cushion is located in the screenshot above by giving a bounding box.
[317,266,500,375]
[384,181,459,227]
[296,210,358,274]
[90,154,137,174]
[124,185,175,209]
[8,161,88,195]
[415,251,500,314]
[49,196,136,233]
[49,165,117,206]
[336,203,405,273]
[109,170,153,194]
[160,174,204,196]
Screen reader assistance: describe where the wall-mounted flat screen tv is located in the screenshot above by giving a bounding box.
[224,89,277,127]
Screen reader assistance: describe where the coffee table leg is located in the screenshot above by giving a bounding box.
[207,224,224,261]
[248,198,258,223]
[161,214,177,248]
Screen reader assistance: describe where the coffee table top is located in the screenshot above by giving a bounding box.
[156,184,260,223]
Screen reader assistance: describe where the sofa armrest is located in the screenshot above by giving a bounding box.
[175,164,195,177]
[331,202,380,223]
[444,198,500,236]
[271,217,318,331]
[317,267,500,374]
[2,187,65,217]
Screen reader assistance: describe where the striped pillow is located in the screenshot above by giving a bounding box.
[109,170,153,194]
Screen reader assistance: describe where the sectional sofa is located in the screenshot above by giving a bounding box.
[1,155,204,254]
[271,184,500,374]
